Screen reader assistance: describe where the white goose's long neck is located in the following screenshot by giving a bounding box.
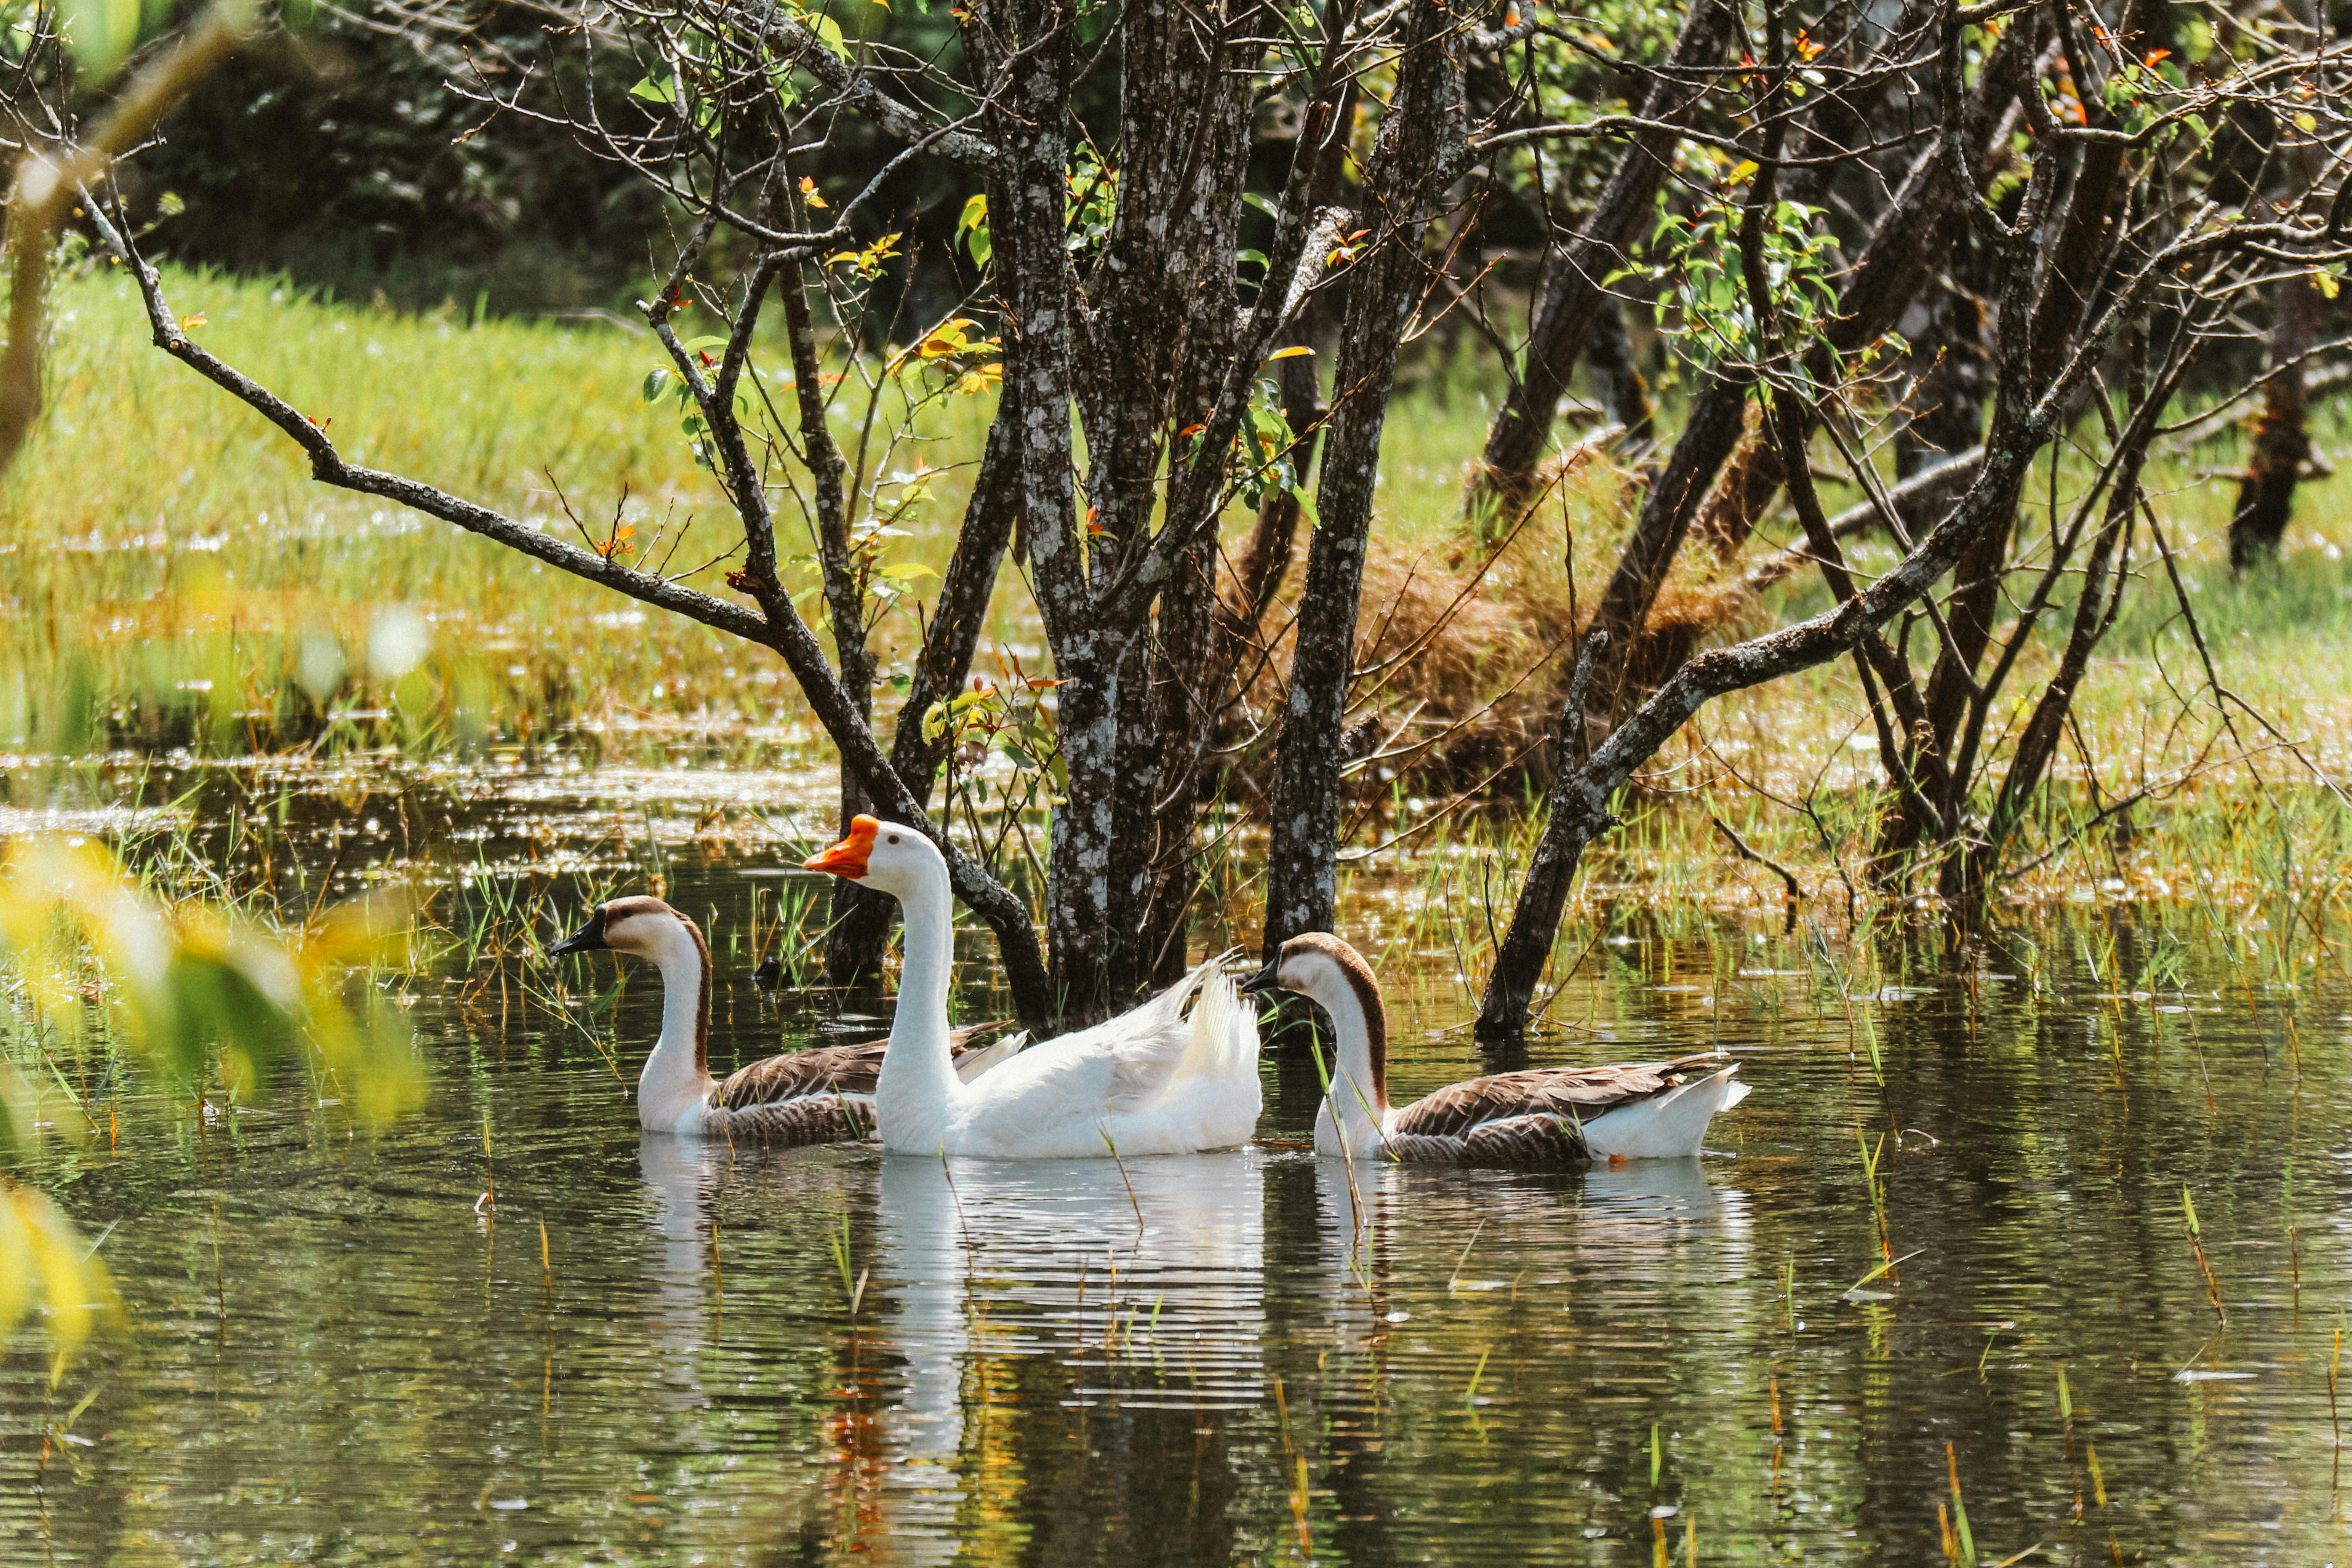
[1314,969,1390,1158]
[875,863,963,1150]
[637,919,716,1131]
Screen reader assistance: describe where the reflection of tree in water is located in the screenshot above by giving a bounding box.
[955,1363,1245,1565]
[818,1326,895,1555]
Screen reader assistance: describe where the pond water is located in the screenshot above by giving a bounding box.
[4,759,2349,1565]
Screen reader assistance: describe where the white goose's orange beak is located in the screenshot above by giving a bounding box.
[805,815,880,878]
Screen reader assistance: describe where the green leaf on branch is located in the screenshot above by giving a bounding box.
[957,194,992,270]
[807,12,850,59]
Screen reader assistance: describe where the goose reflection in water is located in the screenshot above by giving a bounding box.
[864,1152,1273,1558]
[635,1140,1269,1559]
[632,1130,1748,1561]
[881,1151,1272,1408]
[637,1130,725,1366]
[1317,1148,1753,1326]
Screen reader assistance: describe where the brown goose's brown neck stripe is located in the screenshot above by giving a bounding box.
[681,910,711,1077]
[1289,933,1388,1112]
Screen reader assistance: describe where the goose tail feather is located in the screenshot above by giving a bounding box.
[1581,1063,1745,1159]
[1173,964,1257,1083]
[953,1030,1029,1083]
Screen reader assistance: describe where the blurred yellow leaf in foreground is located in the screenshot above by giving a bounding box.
[0,1177,120,1386]
[0,834,426,1373]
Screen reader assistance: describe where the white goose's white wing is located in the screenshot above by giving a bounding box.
[966,958,1216,1110]
[952,1030,1029,1083]
[1104,959,1230,1112]
[948,958,1259,1156]
[1105,964,1261,1151]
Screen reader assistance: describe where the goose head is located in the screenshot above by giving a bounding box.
[804,815,946,901]
[1240,932,1388,1093]
[1240,932,1379,1010]
[549,894,703,965]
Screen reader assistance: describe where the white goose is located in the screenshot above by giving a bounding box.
[1241,932,1747,1165]
[804,817,1262,1157]
[548,894,1024,1141]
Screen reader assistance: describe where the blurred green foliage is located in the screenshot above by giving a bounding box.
[0,833,426,1372]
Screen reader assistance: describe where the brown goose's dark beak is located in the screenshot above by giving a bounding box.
[1238,957,1284,996]
[548,906,608,956]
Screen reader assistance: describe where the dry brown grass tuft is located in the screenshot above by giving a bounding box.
[1248,443,1649,791]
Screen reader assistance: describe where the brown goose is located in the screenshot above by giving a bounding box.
[1240,932,1747,1166]
[549,895,1023,1142]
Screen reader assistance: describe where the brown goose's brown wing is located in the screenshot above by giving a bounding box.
[715,1040,886,1108]
[1386,1113,1589,1168]
[1389,1052,1725,1140]
[720,1093,873,1148]
[712,1022,1011,1111]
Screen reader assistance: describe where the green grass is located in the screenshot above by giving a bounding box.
[3,263,1003,762]
[5,263,2352,926]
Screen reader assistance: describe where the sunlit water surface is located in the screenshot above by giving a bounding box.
[4,760,2350,1565]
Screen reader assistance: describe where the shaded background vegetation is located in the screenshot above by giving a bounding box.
[134,12,668,312]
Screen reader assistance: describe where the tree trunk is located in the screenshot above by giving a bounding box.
[965,0,1107,1017]
[1588,299,1654,443]
[1096,0,1257,991]
[1475,399,2048,1042]
[1881,79,2136,864]
[1649,18,2034,582]
[1473,28,2052,1042]
[1132,525,1223,984]
[1465,0,1730,520]
[2230,272,2316,569]
[1586,366,1753,720]
[1226,313,1328,627]
[1261,0,1462,954]
[1893,284,1989,533]
[776,271,887,987]
[1965,440,2143,903]
[1607,81,2018,700]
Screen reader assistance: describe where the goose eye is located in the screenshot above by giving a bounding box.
[887,833,900,844]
